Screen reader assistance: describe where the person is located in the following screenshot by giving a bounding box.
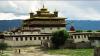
[19,49,20,54]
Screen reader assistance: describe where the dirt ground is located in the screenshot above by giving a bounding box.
[4,46,65,56]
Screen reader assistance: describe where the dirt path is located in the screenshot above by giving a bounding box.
[5,46,66,56]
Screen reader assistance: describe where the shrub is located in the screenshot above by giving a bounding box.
[0,43,8,54]
[87,30,92,32]
[51,30,69,49]
[76,30,83,32]
[96,30,100,32]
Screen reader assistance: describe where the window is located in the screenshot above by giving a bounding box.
[71,36,73,39]
[20,37,23,41]
[30,37,32,40]
[78,35,80,38]
[16,38,18,41]
[83,35,86,38]
[43,37,45,39]
[50,27,52,30]
[47,37,49,40]
[25,37,27,40]
[34,37,36,40]
[74,35,76,39]
[84,35,87,38]
[38,37,41,40]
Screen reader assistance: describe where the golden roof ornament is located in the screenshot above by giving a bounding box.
[43,4,44,8]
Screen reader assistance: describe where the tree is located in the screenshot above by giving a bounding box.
[76,30,83,32]
[51,30,69,49]
[86,30,92,32]
[0,43,8,54]
[96,30,100,32]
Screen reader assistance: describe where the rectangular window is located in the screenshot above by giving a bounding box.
[78,35,80,38]
[38,37,41,40]
[74,35,76,39]
[84,35,87,38]
[30,37,32,40]
[47,37,49,40]
[25,37,27,40]
[34,37,36,40]
[20,37,23,41]
[16,38,18,41]
[71,36,73,39]
[43,37,45,39]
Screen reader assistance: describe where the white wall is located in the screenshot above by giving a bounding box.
[40,27,66,33]
[4,36,51,46]
[70,35,89,43]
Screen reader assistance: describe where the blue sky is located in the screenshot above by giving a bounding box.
[0,0,100,20]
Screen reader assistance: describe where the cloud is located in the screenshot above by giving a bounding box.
[0,13,29,20]
[0,1,100,20]
[8,1,18,8]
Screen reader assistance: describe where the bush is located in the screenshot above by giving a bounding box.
[76,30,83,32]
[96,30,100,32]
[51,30,69,49]
[0,43,8,54]
[87,30,92,32]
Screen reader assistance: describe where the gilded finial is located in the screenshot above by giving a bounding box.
[54,9,58,12]
[43,4,44,8]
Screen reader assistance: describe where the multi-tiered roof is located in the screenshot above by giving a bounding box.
[23,6,66,27]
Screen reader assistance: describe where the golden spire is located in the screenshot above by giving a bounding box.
[54,9,58,12]
[43,4,44,8]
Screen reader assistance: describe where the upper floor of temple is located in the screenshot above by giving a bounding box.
[28,5,66,19]
[23,6,66,27]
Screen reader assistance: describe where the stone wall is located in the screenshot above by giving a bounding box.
[94,47,100,56]
[41,40,92,49]
[75,42,92,48]
[61,40,75,49]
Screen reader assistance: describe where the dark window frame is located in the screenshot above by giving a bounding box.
[38,37,41,40]
[43,37,45,39]
[25,37,27,40]
[34,37,36,40]
[30,37,32,40]
[16,38,18,41]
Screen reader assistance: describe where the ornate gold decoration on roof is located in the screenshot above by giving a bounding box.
[29,5,60,18]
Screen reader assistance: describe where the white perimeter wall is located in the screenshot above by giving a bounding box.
[4,36,51,46]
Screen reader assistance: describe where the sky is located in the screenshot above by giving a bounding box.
[0,0,100,20]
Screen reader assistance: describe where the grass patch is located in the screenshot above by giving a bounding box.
[47,49,94,56]
[0,53,9,56]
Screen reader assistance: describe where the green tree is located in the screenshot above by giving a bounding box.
[0,43,8,54]
[51,30,69,49]
[96,30,100,32]
[87,30,92,32]
[76,30,83,32]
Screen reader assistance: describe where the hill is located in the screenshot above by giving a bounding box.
[0,20,100,32]
[0,20,22,32]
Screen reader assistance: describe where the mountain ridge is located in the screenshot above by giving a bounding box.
[0,20,100,32]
